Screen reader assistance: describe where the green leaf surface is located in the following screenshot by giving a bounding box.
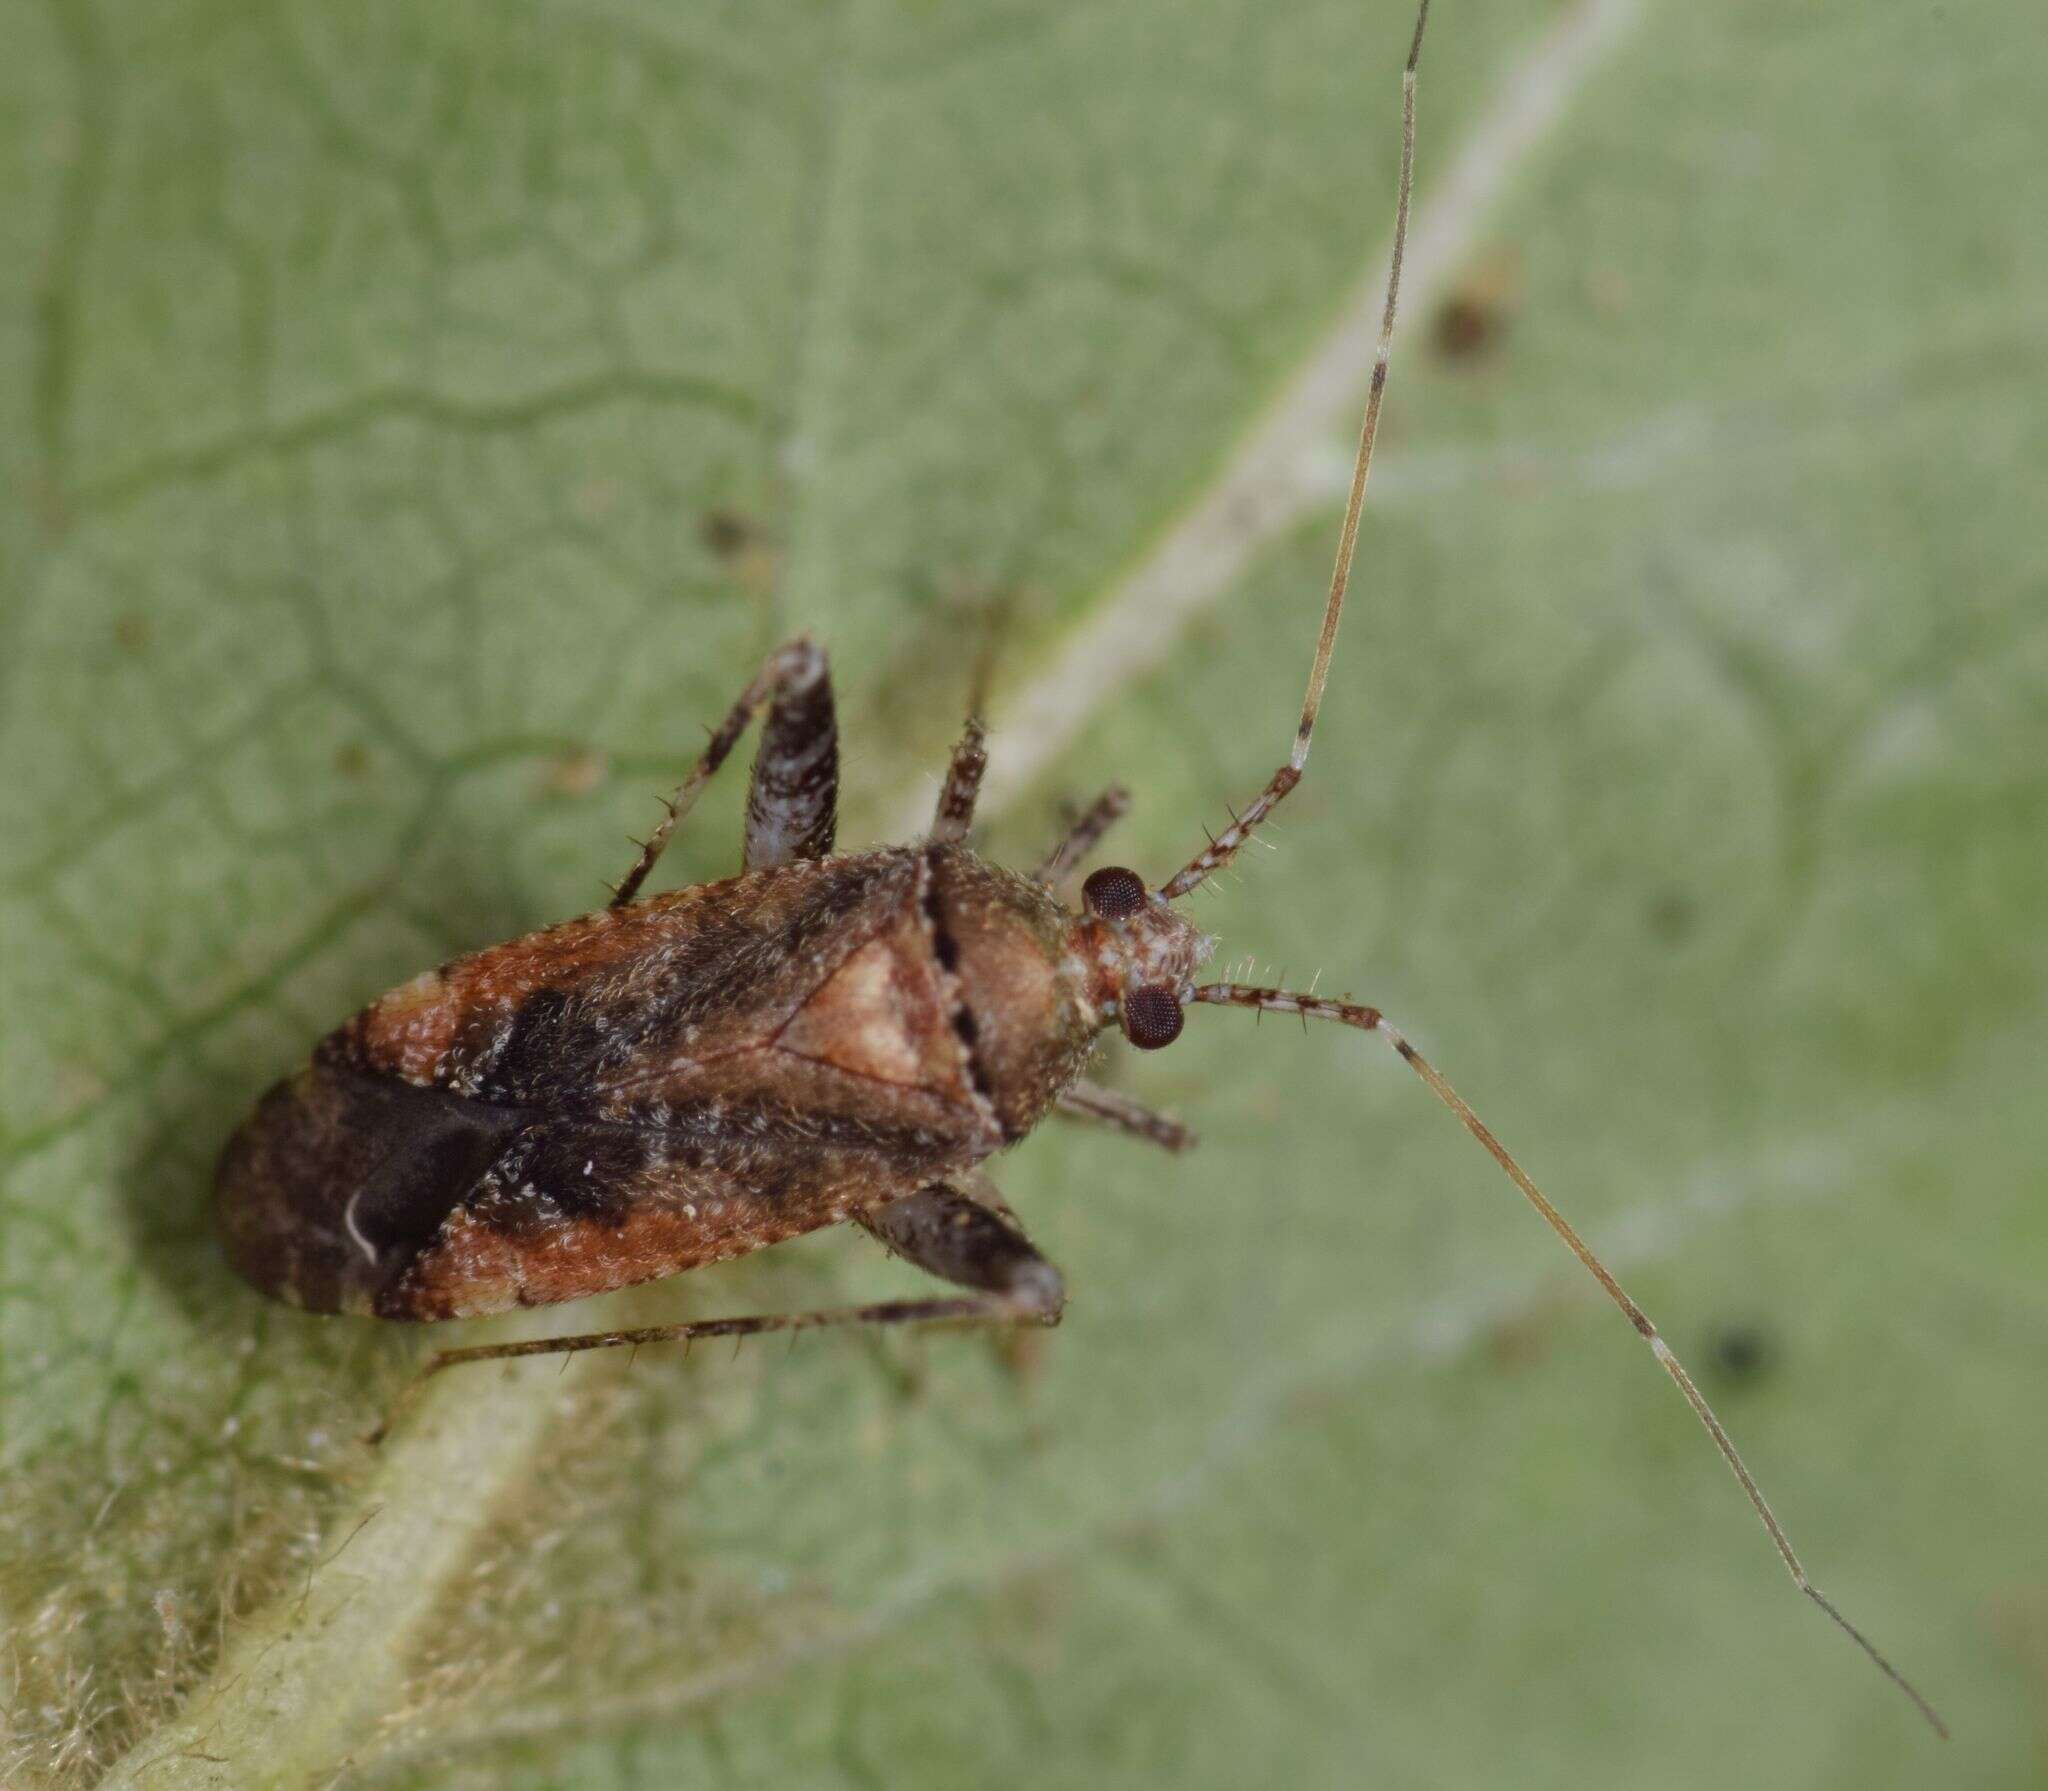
[5,0,2045,1786]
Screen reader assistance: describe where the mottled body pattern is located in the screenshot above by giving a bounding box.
[218,846,1114,1319]
[215,3,1945,1729]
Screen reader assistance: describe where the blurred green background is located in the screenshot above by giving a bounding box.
[3,0,2044,1785]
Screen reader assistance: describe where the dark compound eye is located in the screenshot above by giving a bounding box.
[1120,985,1184,1050]
[1082,865,1149,920]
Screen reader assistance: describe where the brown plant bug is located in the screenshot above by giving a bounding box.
[215,0,1944,1737]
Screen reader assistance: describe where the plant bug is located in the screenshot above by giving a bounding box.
[215,0,1944,1737]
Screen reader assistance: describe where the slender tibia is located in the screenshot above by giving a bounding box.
[1034,785,1132,887]
[1160,1,1428,902]
[1055,1079,1195,1154]
[422,1293,1053,1374]
[613,637,827,907]
[367,1291,1058,1445]
[930,716,988,844]
[1184,978,1948,1739]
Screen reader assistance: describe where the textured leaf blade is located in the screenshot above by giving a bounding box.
[3,1,2043,1787]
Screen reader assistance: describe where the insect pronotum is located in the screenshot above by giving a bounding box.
[214,0,1944,1737]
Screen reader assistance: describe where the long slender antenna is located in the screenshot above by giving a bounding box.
[1295,0,1429,777]
[1184,980,1949,1739]
[1160,0,1429,902]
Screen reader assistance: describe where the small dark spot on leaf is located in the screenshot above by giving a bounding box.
[1709,1323,1776,1386]
[114,613,151,653]
[1433,244,1522,362]
[1646,887,1695,944]
[702,507,781,592]
[334,741,372,779]
[1434,297,1492,359]
[702,507,761,560]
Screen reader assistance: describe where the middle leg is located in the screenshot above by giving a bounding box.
[1054,1080,1194,1154]
[929,717,988,844]
[1033,785,1131,888]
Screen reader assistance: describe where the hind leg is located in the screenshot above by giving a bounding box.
[742,642,839,869]
[858,1174,1066,1316]
[612,637,837,905]
[375,1175,1062,1441]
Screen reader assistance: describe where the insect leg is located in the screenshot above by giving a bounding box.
[857,1177,1067,1314]
[365,1289,1053,1439]
[928,715,988,844]
[928,591,1019,846]
[743,641,839,869]
[1157,0,1429,902]
[379,1180,1063,1424]
[1032,785,1132,888]
[612,636,829,906]
[1183,978,1949,1738]
[1054,1080,1194,1154]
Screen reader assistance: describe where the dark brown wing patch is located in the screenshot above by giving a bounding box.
[216,1066,518,1316]
[378,1106,938,1320]
[218,1063,957,1319]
